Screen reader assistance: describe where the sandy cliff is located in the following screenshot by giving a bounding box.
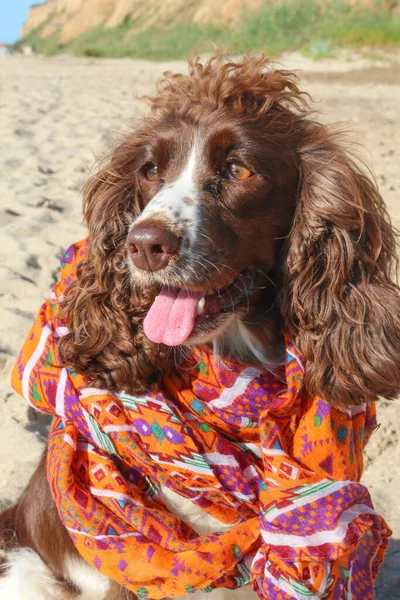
[23,0,116,43]
[22,0,399,45]
[22,0,263,43]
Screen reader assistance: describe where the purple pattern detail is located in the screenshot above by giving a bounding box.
[316,399,331,421]
[148,525,162,545]
[134,419,152,436]
[147,546,155,562]
[163,426,184,444]
[301,434,313,456]
[118,559,128,572]
[60,246,74,266]
[171,556,186,576]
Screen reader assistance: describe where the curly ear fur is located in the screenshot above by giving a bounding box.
[283,123,400,406]
[58,134,167,394]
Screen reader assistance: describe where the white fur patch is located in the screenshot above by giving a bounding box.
[0,549,110,600]
[212,319,270,368]
[0,549,62,600]
[64,555,110,599]
[160,484,235,536]
[235,320,270,366]
[135,146,199,244]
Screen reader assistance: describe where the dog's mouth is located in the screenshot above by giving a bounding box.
[143,268,264,346]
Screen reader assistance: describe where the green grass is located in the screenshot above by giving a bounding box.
[14,25,62,55]
[16,0,400,60]
[302,39,336,60]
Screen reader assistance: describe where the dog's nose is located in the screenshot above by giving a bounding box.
[127,224,181,271]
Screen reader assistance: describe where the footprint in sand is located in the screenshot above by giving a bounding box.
[0,208,21,228]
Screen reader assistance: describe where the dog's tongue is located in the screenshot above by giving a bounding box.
[144,287,203,346]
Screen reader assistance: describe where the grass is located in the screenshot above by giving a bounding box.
[302,39,335,60]
[15,0,400,60]
[362,49,387,61]
[14,25,62,55]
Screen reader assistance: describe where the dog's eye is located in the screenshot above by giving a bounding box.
[144,164,158,182]
[227,162,253,181]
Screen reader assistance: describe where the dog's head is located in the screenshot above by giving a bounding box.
[125,58,301,351]
[59,53,400,406]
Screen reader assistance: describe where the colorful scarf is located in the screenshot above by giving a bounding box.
[12,239,390,600]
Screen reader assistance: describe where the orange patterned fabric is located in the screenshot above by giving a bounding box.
[12,239,390,599]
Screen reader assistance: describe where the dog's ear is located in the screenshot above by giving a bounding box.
[58,134,167,394]
[83,135,141,276]
[283,124,400,406]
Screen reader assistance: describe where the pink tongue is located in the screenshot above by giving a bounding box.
[143,287,203,346]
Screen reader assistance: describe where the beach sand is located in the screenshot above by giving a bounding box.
[0,52,399,596]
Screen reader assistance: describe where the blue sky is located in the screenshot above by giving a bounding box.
[0,1,47,44]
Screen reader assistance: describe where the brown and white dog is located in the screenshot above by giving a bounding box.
[1,53,400,600]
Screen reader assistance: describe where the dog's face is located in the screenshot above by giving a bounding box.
[126,113,298,347]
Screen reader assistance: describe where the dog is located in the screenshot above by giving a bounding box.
[1,53,400,600]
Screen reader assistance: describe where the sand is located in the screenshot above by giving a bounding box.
[0,51,399,596]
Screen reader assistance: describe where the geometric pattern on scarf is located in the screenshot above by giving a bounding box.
[12,239,391,600]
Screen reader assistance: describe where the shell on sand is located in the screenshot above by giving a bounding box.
[0,52,399,597]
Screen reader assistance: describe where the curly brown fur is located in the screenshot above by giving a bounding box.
[283,124,400,406]
[58,52,400,406]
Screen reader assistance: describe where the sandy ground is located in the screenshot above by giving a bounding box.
[0,52,399,596]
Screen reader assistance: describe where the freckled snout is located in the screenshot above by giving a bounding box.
[127,224,181,271]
